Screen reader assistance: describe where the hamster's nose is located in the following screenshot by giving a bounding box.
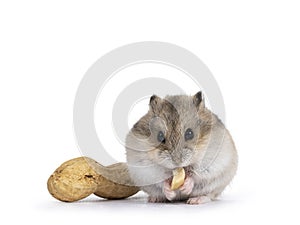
[171,148,192,167]
[171,153,185,167]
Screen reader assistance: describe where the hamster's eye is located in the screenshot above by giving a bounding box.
[184,128,194,141]
[157,131,165,143]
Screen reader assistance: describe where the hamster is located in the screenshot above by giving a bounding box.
[125,92,238,204]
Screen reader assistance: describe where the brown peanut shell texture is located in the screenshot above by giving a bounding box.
[47,157,140,202]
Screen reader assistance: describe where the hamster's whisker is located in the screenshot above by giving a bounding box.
[189,167,202,178]
[157,157,168,165]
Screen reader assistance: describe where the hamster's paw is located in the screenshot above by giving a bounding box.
[148,196,168,203]
[186,196,211,205]
[179,176,194,195]
[163,180,176,201]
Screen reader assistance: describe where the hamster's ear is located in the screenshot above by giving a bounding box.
[193,91,205,109]
[149,95,162,114]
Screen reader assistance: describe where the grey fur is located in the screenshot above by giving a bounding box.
[126,92,238,203]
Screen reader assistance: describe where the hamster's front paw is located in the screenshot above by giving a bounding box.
[163,180,176,201]
[179,176,194,195]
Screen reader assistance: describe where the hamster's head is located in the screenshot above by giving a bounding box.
[126,91,214,170]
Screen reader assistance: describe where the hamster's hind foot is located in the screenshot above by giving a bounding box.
[186,195,211,205]
[148,196,169,203]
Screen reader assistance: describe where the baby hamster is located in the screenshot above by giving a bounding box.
[126,92,238,204]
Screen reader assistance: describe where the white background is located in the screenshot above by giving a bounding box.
[1,0,299,224]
